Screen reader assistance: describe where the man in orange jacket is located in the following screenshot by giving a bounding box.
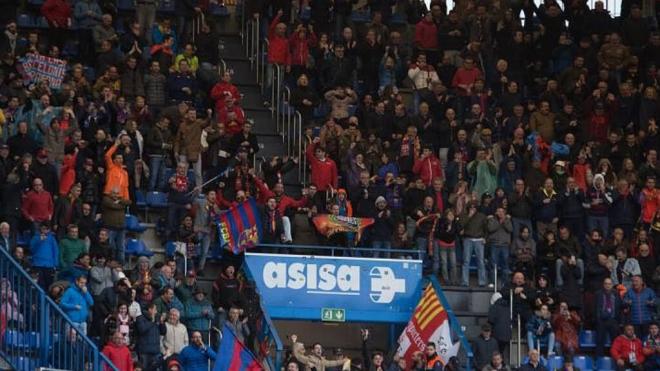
[425,342,443,370]
[103,137,130,201]
[611,324,645,370]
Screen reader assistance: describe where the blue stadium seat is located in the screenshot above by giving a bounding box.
[125,239,154,257]
[28,0,45,5]
[17,14,33,28]
[596,356,615,371]
[159,0,175,13]
[210,3,229,16]
[572,355,593,371]
[125,214,147,233]
[117,0,134,10]
[579,330,597,349]
[135,190,147,208]
[83,67,96,82]
[165,241,177,257]
[16,231,32,247]
[24,331,40,350]
[36,16,49,28]
[4,330,22,348]
[389,13,407,25]
[547,355,563,370]
[299,6,311,21]
[146,191,168,208]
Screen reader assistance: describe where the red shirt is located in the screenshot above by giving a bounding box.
[41,0,71,28]
[268,14,290,65]
[610,335,645,364]
[413,155,443,186]
[102,343,133,371]
[21,190,54,222]
[452,67,482,96]
[305,143,338,191]
[210,82,241,111]
[415,19,438,49]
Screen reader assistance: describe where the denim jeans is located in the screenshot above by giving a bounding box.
[555,258,584,286]
[490,244,510,286]
[108,229,126,263]
[372,240,392,258]
[527,330,555,356]
[416,237,431,262]
[198,232,211,271]
[439,247,457,283]
[587,215,609,239]
[148,155,167,191]
[462,238,486,286]
[179,155,202,187]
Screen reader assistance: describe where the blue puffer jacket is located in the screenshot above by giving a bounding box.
[59,286,94,323]
[29,233,59,268]
[623,287,657,325]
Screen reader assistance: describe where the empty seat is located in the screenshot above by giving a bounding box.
[125,239,154,257]
[146,191,168,208]
[595,356,615,371]
[125,214,147,233]
[547,355,564,370]
[572,355,594,371]
[17,14,33,28]
[579,329,597,348]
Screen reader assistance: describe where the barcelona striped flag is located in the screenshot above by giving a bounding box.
[217,198,262,254]
[396,284,460,366]
[214,323,263,371]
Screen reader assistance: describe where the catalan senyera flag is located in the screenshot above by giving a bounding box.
[217,198,262,254]
[396,284,460,365]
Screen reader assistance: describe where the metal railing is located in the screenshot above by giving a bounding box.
[258,243,424,259]
[0,247,118,371]
[429,276,475,371]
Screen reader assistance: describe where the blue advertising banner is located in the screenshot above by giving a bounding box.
[244,253,424,323]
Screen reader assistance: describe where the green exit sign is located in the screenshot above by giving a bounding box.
[321,308,345,322]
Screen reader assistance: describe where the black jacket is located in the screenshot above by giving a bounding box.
[135,315,167,355]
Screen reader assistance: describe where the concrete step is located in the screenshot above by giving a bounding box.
[224,59,257,86]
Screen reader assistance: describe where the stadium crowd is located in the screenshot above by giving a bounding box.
[0,0,658,369]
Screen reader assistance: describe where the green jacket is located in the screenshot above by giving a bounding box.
[59,237,87,269]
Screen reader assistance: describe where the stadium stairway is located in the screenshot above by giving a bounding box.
[214,21,302,192]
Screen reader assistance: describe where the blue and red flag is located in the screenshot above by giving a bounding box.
[214,323,263,371]
[216,198,262,254]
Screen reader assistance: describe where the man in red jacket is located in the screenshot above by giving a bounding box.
[611,324,645,370]
[210,71,241,112]
[414,13,439,66]
[305,138,338,197]
[102,331,133,371]
[264,9,290,105]
[21,178,54,233]
[413,146,443,186]
[41,0,72,47]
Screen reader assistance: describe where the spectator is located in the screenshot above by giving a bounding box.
[623,275,657,338]
[136,303,166,370]
[29,223,59,289]
[183,288,214,341]
[225,305,250,343]
[178,331,216,371]
[611,324,645,371]
[59,224,86,270]
[459,201,487,287]
[610,247,641,289]
[481,351,510,371]
[161,308,188,358]
[518,349,547,371]
[101,188,130,263]
[154,287,184,319]
[642,322,660,370]
[472,323,498,370]
[60,275,94,335]
[552,301,581,355]
[486,207,513,286]
[526,304,556,357]
[21,178,54,232]
[102,331,133,371]
[291,334,350,370]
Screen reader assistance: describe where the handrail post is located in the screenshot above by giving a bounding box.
[39,292,49,365]
[517,314,521,367]
[297,112,303,183]
[255,17,260,77]
[271,64,276,118]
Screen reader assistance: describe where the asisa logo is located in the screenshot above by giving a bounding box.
[262,262,406,304]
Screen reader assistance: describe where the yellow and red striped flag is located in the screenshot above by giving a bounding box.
[396,284,460,365]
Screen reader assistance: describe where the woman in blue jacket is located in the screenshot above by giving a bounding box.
[29,223,59,289]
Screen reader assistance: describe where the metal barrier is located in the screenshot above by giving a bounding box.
[258,243,424,259]
[295,111,304,183]
[0,247,118,371]
[270,64,282,119]
[259,39,268,90]
[279,86,291,142]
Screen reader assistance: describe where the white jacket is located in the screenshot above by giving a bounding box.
[161,321,189,356]
[407,65,439,90]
